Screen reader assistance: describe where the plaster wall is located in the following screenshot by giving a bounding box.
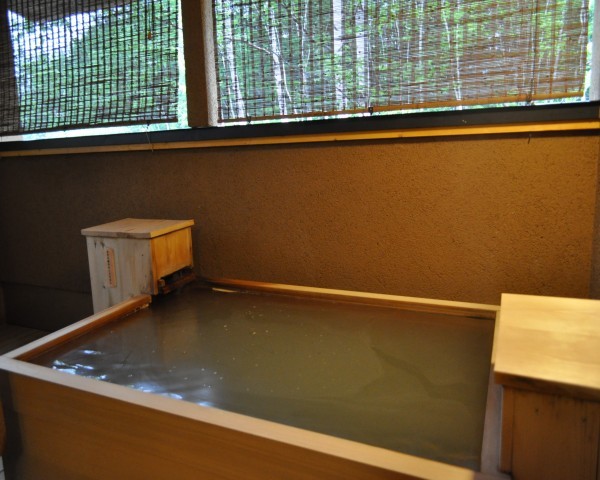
[0,133,598,329]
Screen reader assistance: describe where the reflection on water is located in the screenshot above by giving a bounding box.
[31,283,494,469]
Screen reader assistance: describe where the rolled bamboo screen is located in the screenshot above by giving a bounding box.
[213,0,590,123]
[0,0,179,135]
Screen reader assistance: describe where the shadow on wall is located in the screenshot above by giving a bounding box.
[0,285,5,324]
[1,283,93,331]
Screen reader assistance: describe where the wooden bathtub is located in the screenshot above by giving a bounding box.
[0,280,505,480]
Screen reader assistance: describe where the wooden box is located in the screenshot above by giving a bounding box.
[0,280,503,480]
[82,218,194,312]
[494,294,600,480]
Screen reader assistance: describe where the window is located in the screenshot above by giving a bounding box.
[0,0,182,137]
[213,0,593,123]
[0,0,597,143]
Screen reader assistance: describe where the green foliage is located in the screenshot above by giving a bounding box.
[9,0,179,133]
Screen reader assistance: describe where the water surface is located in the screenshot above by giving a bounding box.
[32,284,494,469]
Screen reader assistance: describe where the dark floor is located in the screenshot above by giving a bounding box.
[0,324,48,355]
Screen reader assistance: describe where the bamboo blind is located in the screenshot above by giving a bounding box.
[213,0,590,123]
[0,0,179,135]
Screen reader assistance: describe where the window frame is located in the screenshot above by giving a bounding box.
[1,101,599,157]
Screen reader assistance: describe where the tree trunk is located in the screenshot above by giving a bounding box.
[332,0,345,110]
[355,0,368,108]
[223,1,245,118]
[441,0,463,103]
[269,7,288,115]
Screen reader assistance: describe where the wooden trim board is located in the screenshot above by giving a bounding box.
[504,389,600,480]
[0,357,502,480]
[494,293,600,402]
[1,120,598,158]
[206,278,499,319]
[499,388,514,474]
[81,218,195,239]
[4,294,151,361]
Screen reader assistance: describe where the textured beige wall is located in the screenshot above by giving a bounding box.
[593,147,600,298]
[0,133,598,329]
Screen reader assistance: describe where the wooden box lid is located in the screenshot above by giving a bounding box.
[494,293,600,401]
[81,218,194,239]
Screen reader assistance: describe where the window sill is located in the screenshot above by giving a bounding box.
[1,103,599,157]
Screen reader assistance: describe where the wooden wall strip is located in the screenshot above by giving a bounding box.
[4,295,151,361]
[206,278,499,319]
[1,120,598,158]
[0,367,504,480]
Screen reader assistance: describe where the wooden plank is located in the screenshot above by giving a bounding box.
[0,325,46,451]
[85,236,105,312]
[206,278,499,319]
[0,364,503,480]
[81,218,194,239]
[494,294,600,401]
[1,121,599,158]
[480,376,509,478]
[3,294,151,361]
[498,388,514,474]
[86,236,154,311]
[480,309,510,477]
[509,390,600,480]
[151,227,194,281]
